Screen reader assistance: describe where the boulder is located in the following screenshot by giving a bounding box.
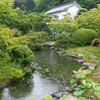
[51,92,63,99]
[88,55,98,60]
[82,62,97,67]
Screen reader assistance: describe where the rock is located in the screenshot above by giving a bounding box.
[75,59,86,64]
[62,54,67,56]
[71,55,77,58]
[82,62,97,67]
[71,83,77,89]
[88,55,98,60]
[63,92,69,95]
[55,48,58,51]
[76,54,84,59]
[64,94,77,100]
[96,65,100,69]
[59,48,64,51]
[49,47,54,49]
[51,92,63,99]
[59,89,63,92]
[72,70,79,75]
[65,86,73,92]
[78,66,88,72]
[56,52,62,55]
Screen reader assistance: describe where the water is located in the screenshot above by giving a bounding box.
[0,50,81,100]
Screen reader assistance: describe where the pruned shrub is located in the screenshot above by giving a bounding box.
[8,45,34,66]
[72,28,98,45]
[54,33,80,49]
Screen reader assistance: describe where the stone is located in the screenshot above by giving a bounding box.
[55,48,58,51]
[65,86,73,92]
[88,55,98,60]
[51,92,63,99]
[64,94,77,100]
[71,83,77,89]
[78,66,88,72]
[49,47,54,49]
[62,54,67,56]
[76,54,84,59]
[56,52,62,55]
[72,70,79,75]
[59,48,64,51]
[82,62,97,67]
[63,92,69,95]
[70,55,77,58]
[75,59,86,64]
[96,65,100,69]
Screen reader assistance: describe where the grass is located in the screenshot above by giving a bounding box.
[67,46,100,65]
[68,46,100,57]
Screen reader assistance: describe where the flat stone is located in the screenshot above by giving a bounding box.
[62,54,67,56]
[64,94,77,100]
[88,55,98,60]
[49,47,54,49]
[78,66,88,72]
[51,92,63,99]
[59,48,64,51]
[82,62,97,67]
[71,55,77,58]
[63,92,69,95]
[75,59,86,64]
[55,48,58,51]
[56,52,62,55]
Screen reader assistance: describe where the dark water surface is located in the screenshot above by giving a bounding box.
[0,50,81,100]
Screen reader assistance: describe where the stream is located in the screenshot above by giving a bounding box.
[0,50,81,100]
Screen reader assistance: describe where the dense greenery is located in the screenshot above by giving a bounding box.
[13,0,100,13]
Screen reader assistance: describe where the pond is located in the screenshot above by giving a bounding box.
[0,50,81,100]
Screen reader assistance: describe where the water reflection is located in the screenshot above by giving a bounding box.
[0,50,81,100]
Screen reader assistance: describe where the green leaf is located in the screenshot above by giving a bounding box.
[80,70,88,75]
[89,66,95,70]
[86,78,93,82]
[78,85,86,89]
[86,70,91,74]
[93,85,100,91]
[73,90,84,96]
[82,80,91,88]
[70,79,76,83]
[58,95,66,100]
[43,95,53,100]
[77,97,87,100]
[75,73,86,78]
[94,92,100,99]
[74,87,81,91]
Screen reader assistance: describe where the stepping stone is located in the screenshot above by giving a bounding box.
[82,62,97,67]
[88,55,98,60]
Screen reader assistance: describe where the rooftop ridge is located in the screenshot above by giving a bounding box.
[52,1,76,9]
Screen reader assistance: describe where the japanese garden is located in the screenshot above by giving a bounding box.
[0,0,100,100]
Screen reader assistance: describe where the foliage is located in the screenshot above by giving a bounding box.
[43,95,66,100]
[8,45,34,66]
[72,28,98,45]
[71,66,100,100]
[54,33,80,49]
[0,33,8,51]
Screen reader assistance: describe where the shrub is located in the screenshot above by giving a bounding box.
[28,43,43,50]
[72,28,98,45]
[8,45,34,66]
[54,33,80,49]
[0,33,8,51]
[91,38,99,46]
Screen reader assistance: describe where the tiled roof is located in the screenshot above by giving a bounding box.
[45,1,82,14]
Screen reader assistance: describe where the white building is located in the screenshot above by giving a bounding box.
[45,1,82,20]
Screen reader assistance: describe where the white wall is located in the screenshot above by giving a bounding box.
[49,5,79,20]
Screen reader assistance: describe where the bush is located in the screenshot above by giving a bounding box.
[72,28,98,45]
[8,45,34,66]
[54,33,80,49]
[0,33,8,51]
[28,43,43,50]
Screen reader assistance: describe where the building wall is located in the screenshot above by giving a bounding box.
[49,5,80,20]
